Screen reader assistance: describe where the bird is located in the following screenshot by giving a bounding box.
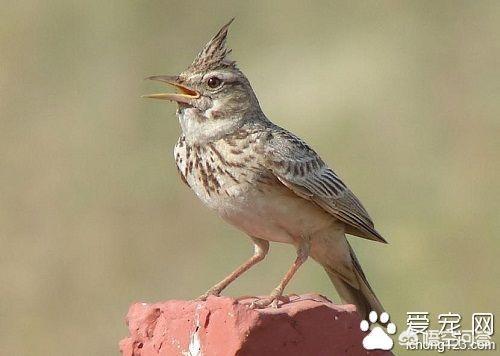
[144,19,386,318]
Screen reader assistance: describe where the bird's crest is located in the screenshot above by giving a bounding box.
[189,18,236,72]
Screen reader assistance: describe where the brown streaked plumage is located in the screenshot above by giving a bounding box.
[144,19,388,318]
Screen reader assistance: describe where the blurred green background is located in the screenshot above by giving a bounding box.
[1,1,499,355]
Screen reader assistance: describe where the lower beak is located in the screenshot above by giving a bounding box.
[142,75,200,104]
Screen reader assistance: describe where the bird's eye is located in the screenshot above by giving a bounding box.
[207,76,223,89]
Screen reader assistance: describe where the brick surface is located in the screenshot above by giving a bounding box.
[119,294,393,356]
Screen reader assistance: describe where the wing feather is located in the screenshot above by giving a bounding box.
[264,128,387,244]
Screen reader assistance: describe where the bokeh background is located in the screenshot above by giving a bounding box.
[1,1,499,355]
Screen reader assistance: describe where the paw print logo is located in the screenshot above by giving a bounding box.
[360,311,397,351]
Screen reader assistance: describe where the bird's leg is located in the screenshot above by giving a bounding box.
[250,239,310,309]
[197,237,269,301]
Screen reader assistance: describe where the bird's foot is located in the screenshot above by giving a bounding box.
[248,290,289,309]
[196,287,222,301]
[250,296,279,309]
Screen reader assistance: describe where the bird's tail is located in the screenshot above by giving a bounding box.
[324,242,383,319]
[311,229,384,319]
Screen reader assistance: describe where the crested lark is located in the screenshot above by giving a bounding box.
[144,19,386,317]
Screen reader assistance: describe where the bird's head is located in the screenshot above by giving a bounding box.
[144,19,263,142]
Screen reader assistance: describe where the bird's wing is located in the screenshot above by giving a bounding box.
[263,127,387,243]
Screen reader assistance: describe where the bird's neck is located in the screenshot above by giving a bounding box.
[178,108,268,145]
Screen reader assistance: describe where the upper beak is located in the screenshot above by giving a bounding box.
[142,75,200,104]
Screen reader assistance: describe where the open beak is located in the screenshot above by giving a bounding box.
[142,75,200,104]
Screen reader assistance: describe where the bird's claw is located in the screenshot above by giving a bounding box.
[196,287,221,301]
[250,297,277,309]
[248,292,288,309]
